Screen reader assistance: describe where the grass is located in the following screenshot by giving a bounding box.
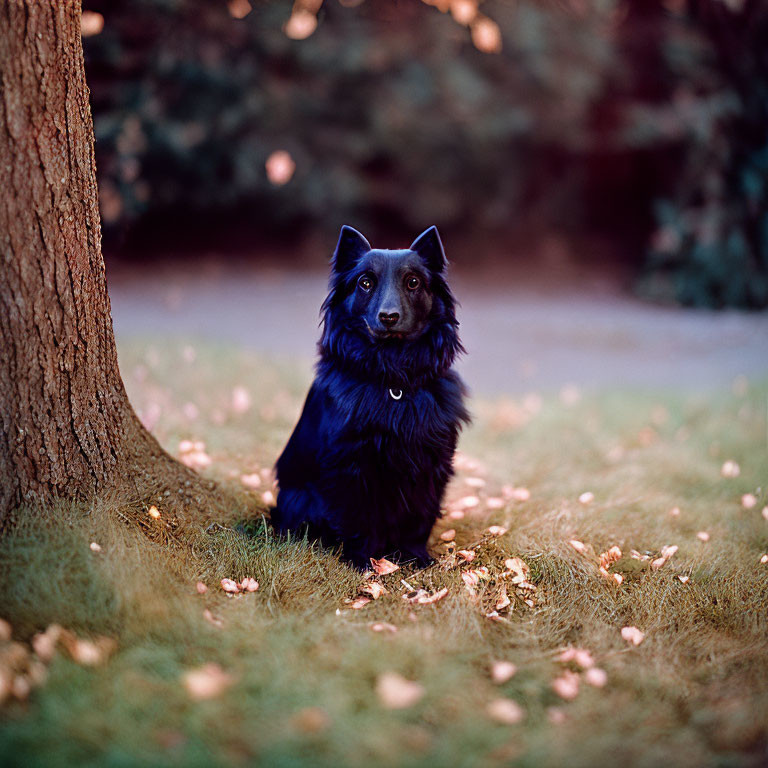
[1,339,767,768]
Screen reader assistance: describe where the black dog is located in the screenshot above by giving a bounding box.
[272,226,469,568]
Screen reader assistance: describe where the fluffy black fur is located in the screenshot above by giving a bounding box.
[272,225,469,568]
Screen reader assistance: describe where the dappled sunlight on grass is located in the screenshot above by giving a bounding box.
[1,340,766,766]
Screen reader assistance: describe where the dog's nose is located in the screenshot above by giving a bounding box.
[379,311,400,328]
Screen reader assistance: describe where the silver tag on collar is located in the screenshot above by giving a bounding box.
[388,388,403,400]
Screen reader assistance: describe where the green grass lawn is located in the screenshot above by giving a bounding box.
[1,340,767,768]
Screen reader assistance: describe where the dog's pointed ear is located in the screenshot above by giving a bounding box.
[332,226,371,273]
[410,226,447,273]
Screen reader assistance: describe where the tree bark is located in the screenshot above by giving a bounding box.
[0,0,203,529]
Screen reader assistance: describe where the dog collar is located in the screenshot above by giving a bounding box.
[388,388,403,401]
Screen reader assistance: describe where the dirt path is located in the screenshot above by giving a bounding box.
[108,262,768,396]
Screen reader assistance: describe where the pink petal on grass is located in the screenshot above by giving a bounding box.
[720,460,740,478]
[203,609,223,627]
[762,506,768,521]
[491,661,517,684]
[457,495,480,509]
[510,487,531,502]
[221,579,240,593]
[370,622,398,633]
[486,497,505,509]
[89,542,102,553]
[677,575,690,583]
[552,670,580,700]
[370,557,399,576]
[240,473,262,489]
[240,578,259,592]
[669,506,681,516]
[416,587,449,605]
[486,525,508,537]
[569,539,587,554]
[457,549,476,563]
[148,505,161,519]
[486,697,525,724]
[440,529,456,542]
[621,626,645,646]
[465,477,486,488]
[741,493,757,509]
[697,531,710,542]
[578,492,594,504]
[375,672,424,709]
[584,667,608,688]
[183,663,233,701]
[196,582,208,594]
[760,554,768,564]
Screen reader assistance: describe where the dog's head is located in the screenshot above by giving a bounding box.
[320,226,464,382]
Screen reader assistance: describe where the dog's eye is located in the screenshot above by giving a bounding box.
[406,275,421,291]
[357,275,374,292]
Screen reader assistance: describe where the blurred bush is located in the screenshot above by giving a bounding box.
[82,0,767,308]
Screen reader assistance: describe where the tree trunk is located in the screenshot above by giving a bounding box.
[0,0,204,530]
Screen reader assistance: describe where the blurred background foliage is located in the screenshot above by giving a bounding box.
[81,0,767,308]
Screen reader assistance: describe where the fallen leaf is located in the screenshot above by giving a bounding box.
[370,557,400,576]
[440,529,456,542]
[720,460,740,478]
[504,557,529,583]
[361,582,388,600]
[495,586,511,611]
[621,626,645,646]
[552,670,580,700]
[584,667,608,687]
[487,697,525,724]
[376,672,424,709]
[599,546,622,570]
[491,661,517,684]
[183,663,233,700]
